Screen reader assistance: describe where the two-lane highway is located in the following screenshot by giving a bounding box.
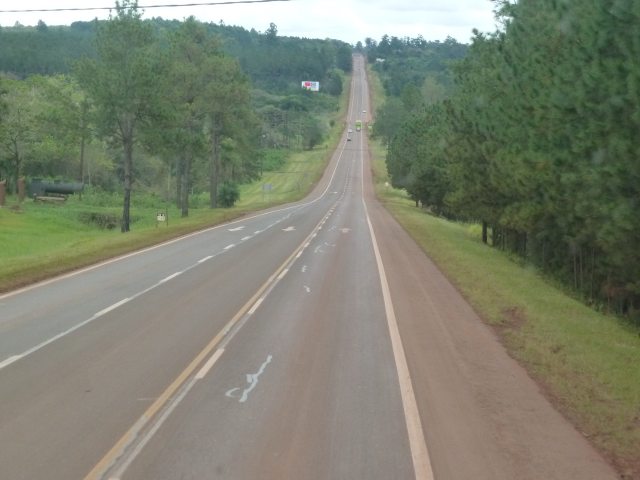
[0,55,620,480]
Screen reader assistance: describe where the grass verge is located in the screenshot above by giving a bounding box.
[368,67,640,477]
[0,78,351,294]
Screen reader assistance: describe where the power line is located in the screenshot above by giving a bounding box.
[0,0,291,14]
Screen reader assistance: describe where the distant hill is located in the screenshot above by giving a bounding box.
[0,19,353,94]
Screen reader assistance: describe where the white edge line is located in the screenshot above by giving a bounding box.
[360,125,433,479]
[296,251,302,258]
[0,355,23,370]
[195,348,225,380]
[95,298,131,317]
[198,256,213,263]
[241,236,251,241]
[224,244,235,250]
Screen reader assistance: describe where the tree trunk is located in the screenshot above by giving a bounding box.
[176,158,183,210]
[181,150,191,218]
[210,120,220,208]
[122,128,133,233]
[482,220,488,244]
[79,134,86,183]
[12,139,20,195]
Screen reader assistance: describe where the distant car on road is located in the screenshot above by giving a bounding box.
[348,128,352,133]
[363,110,366,113]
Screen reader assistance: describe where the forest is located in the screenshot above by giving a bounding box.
[376,0,640,318]
[0,0,352,231]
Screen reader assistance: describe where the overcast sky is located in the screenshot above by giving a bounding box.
[0,0,498,44]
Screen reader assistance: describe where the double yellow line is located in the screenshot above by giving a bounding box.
[85,205,337,480]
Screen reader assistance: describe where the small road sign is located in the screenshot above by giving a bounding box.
[157,213,166,222]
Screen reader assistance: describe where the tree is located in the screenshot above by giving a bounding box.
[299,115,324,150]
[156,17,223,217]
[371,97,405,147]
[421,76,446,105]
[401,83,423,114]
[0,79,37,193]
[265,22,278,46]
[336,44,353,72]
[74,0,167,232]
[200,56,254,208]
[39,75,93,182]
[324,69,343,96]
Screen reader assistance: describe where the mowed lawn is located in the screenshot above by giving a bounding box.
[0,83,350,293]
[369,138,640,476]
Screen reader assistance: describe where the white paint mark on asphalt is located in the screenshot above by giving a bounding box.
[325,243,335,247]
[314,246,324,253]
[225,388,240,398]
[282,226,295,232]
[255,230,261,234]
[301,265,307,273]
[95,298,131,316]
[228,226,245,232]
[224,244,235,250]
[341,228,351,233]
[226,355,273,403]
[158,272,182,284]
[195,349,225,379]
[304,286,310,292]
[312,234,317,237]
[277,269,289,280]
[247,298,264,315]
[0,355,23,370]
[304,242,310,248]
[296,251,302,258]
[241,236,251,241]
[198,256,213,263]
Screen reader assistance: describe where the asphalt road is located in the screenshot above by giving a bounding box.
[0,56,619,480]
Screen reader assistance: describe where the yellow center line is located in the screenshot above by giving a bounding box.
[85,206,335,480]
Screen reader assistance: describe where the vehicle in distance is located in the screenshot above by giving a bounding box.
[348,128,352,133]
[363,110,366,113]
[355,120,362,131]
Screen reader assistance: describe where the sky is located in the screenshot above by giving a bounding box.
[0,0,498,44]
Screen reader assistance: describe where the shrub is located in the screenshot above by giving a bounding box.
[217,181,240,208]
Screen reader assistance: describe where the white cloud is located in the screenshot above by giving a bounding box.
[0,0,497,44]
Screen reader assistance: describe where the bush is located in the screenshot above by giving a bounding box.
[217,181,240,208]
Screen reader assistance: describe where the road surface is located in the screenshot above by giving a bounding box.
[0,55,618,479]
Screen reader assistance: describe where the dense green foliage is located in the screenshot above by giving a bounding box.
[0,17,351,95]
[366,34,466,97]
[383,0,640,317]
[0,1,348,231]
[370,34,465,150]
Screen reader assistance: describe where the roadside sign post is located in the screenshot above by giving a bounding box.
[156,212,166,228]
[262,183,272,202]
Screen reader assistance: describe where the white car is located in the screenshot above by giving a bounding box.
[348,128,353,133]
[363,110,366,113]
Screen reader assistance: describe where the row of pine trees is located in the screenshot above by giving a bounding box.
[383,0,640,316]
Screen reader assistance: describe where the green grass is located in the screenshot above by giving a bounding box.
[0,77,351,294]
[368,68,640,476]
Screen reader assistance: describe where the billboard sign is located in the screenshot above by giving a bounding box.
[301,81,320,92]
